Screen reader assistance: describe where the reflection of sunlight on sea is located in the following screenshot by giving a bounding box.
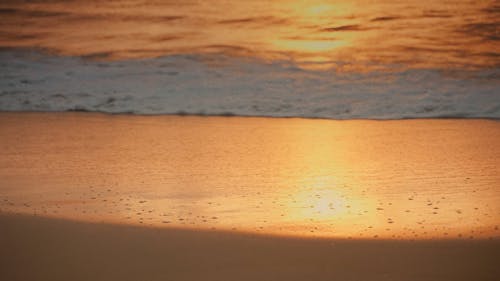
[0,0,498,70]
[1,114,499,239]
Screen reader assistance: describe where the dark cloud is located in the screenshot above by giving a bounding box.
[0,8,17,14]
[0,31,50,40]
[398,46,462,54]
[150,35,183,43]
[0,7,68,18]
[217,16,288,26]
[421,10,452,18]
[320,25,369,32]
[200,44,252,53]
[370,16,401,22]
[481,4,500,14]
[81,51,114,60]
[283,36,337,41]
[218,17,260,24]
[121,15,185,23]
[0,7,185,23]
[462,22,499,41]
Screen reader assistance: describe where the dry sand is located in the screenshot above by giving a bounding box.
[1,213,499,281]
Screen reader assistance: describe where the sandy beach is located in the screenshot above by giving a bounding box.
[1,112,499,280]
[1,213,499,281]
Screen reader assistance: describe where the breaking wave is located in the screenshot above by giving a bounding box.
[0,50,499,119]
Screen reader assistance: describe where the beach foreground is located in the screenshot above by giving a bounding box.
[1,112,500,280]
[1,213,499,281]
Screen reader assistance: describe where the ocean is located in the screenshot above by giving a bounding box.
[0,0,498,119]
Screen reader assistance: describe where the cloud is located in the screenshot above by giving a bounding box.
[462,22,499,41]
[320,25,369,32]
[217,16,288,26]
[370,16,401,22]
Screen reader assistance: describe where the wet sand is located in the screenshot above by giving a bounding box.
[1,112,499,239]
[1,213,499,281]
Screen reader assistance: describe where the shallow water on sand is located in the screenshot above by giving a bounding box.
[0,113,499,239]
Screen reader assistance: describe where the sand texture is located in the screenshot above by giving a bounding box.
[1,213,499,281]
[1,113,499,239]
[1,113,499,280]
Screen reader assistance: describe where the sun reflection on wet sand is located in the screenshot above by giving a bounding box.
[0,113,499,239]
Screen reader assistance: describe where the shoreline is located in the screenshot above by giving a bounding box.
[2,209,497,243]
[1,110,500,121]
[1,213,500,281]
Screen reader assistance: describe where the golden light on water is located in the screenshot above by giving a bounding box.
[291,1,354,18]
[273,40,346,53]
[271,39,348,69]
[288,184,351,220]
[0,0,497,69]
[1,113,499,239]
[306,4,335,16]
[267,1,357,67]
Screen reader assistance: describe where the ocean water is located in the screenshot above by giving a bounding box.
[0,0,499,119]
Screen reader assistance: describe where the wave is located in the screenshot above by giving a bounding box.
[0,50,499,120]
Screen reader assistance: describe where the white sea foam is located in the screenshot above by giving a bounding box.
[0,51,499,119]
